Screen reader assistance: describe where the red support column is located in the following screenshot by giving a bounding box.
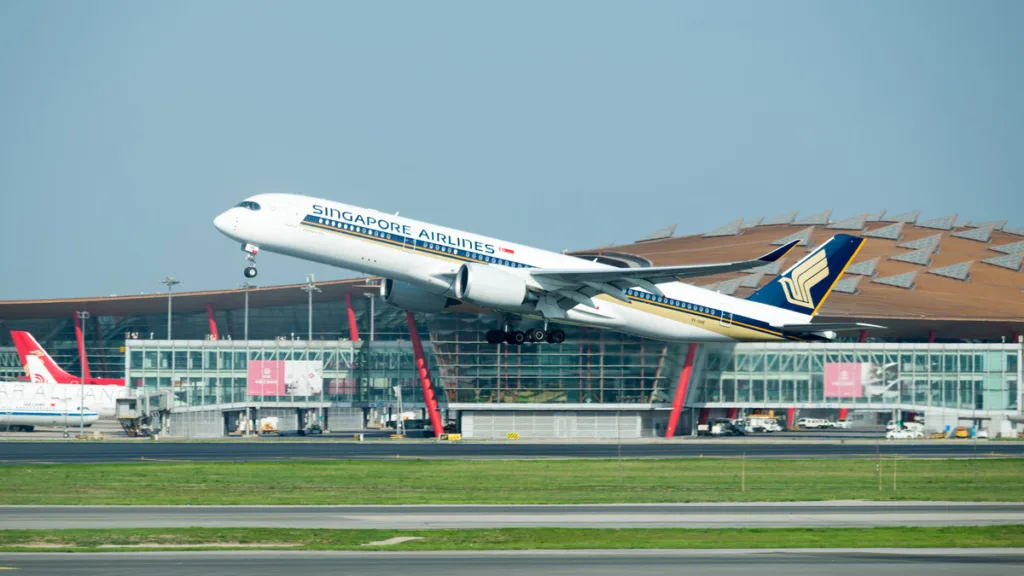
[838,408,849,421]
[927,330,936,344]
[727,407,738,419]
[858,330,868,343]
[786,408,796,429]
[1012,331,1020,344]
[72,313,91,381]
[345,294,360,341]
[698,408,710,425]
[206,304,219,340]
[406,312,443,438]
[665,342,699,438]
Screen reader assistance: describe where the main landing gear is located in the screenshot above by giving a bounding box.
[485,326,565,345]
[241,243,259,278]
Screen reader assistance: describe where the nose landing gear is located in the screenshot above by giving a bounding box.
[241,243,260,278]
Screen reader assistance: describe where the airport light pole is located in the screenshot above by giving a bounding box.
[161,277,181,340]
[300,274,321,341]
[239,282,256,340]
[76,310,90,437]
[364,293,376,341]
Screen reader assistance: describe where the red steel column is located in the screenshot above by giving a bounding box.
[928,330,936,344]
[786,408,796,429]
[206,304,219,340]
[72,313,91,381]
[858,330,868,343]
[406,312,443,438]
[665,342,699,438]
[345,294,360,341]
[727,407,738,419]
[698,408,710,425]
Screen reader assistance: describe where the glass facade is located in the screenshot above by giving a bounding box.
[428,314,681,405]
[2,292,1022,423]
[691,342,1021,413]
[125,339,431,408]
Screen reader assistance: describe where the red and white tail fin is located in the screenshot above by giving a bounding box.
[10,331,80,384]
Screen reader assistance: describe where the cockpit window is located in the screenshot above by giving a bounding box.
[236,201,261,211]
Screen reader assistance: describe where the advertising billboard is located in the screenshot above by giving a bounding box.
[247,360,323,397]
[824,362,866,398]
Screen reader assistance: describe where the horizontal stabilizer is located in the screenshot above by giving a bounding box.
[773,322,886,333]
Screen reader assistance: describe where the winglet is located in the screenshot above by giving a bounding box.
[759,239,800,263]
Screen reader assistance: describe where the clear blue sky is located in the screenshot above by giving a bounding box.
[1,1,1021,300]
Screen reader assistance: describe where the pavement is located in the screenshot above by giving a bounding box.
[2,502,1022,529]
[2,549,1023,576]
[1,438,1020,464]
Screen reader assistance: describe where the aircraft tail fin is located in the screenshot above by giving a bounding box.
[746,234,865,316]
[10,331,78,384]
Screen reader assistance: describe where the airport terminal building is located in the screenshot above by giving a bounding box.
[2,210,1022,438]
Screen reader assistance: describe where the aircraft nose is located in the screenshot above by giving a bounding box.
[213,211,234,235]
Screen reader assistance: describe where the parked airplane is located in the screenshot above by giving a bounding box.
[214,194,879,344]
[0,384,100,432]
[0,332,128,430]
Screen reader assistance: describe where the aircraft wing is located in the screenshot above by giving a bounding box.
[773,322,886,333]
[531,240,798,289]
[526,240,799,314]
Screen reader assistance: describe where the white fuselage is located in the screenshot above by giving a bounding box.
[214,194,810,343]
[0,381,125,428]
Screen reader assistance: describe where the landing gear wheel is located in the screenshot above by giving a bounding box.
[526,328,546,343]
[486,330,506,345]
[244,266,258,278]
[546,329,566,344]
[505,330,526,345]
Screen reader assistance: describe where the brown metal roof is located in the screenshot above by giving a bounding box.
[2,214,1022,338]
[0,279,378,320]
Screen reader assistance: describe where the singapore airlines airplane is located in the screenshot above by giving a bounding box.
[214,194,878,345]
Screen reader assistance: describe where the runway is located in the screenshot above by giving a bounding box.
[2,502,1022,529]
[2,439,1022,465]
[2,550,1023,576]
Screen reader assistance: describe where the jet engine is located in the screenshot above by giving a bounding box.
[381,279,452,313]
[454,263,528,309]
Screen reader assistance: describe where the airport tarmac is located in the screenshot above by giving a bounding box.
[1,550,1022,576]
[2,502,1022,529]
[1,438,1022,464]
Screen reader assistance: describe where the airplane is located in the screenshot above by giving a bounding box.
[0,332,129,428]
[0,389,99,432]
[213,194,881,344]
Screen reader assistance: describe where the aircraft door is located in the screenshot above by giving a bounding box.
[402,235,417,252]
[719,310,733,327]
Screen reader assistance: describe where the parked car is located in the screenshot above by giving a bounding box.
[955,426,970,438]
[886,428,915,440]
[709,418,746,436]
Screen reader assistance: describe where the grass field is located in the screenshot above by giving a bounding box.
[1,458,1022,505]
[1,526,1022,552]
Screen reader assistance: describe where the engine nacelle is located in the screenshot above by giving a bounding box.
[454,263,528,309]
[381,279,451,313]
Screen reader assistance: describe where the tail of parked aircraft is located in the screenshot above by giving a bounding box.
[11,331,82,384]
[747,234,865,317]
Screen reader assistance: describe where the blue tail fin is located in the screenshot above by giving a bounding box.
[747,234,865,316]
